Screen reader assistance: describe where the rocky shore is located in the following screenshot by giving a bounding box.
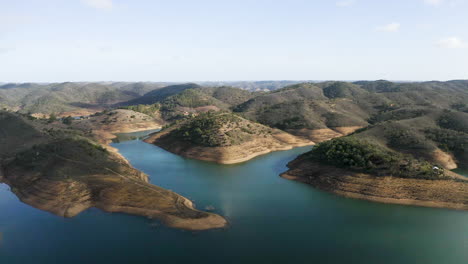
[281,157,468,210]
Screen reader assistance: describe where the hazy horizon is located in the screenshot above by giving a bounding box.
[2,0,468,82]
[1,79,467,84]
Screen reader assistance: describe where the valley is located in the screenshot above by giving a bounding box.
[1,80,467,223]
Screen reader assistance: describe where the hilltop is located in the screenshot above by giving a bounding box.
[119,85,254,121]
[144,111,313,164]
[0,111,226,230]
[234,81,468,141]
[0,82,173,115]
[281,108,468,210]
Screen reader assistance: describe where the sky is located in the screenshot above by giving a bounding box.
[0,0,467,82]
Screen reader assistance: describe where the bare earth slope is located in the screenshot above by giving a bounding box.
[71,109,164,144]
[281,158,468,210]
[280,135,467,210]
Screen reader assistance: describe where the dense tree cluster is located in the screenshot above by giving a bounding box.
[438,111,468,133]
[173,112,244,147]
[368,108,428,124]
[307,137,442,179]
[425,128,467,154]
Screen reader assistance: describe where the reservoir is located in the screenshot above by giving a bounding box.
[1,132,467,263]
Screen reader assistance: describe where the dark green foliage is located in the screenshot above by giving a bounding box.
[274,116,307,130]
[438,111,468,133]
[62,116,73,125]
[323,82,352,99]
[172,112,244,147]
[11,137,112,180]
[369,108,428,124]
[121,83,201,106]
[307,137,442,179]
[425,128,468,153]
[384,125,430,150]
[451,103,468,113]
[206,86,253,106]
[0,111,44,157]
[354,80,395,92]
[162,89,225,109]
[323,112,361,128]
[354,80,404,93]
[48,113,57,123]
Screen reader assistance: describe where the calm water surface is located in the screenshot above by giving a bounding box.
[1,132,467,264]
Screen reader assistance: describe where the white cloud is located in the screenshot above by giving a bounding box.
[81,0,113,10]
[336,0,356,7]
[376,22,401,33]
[436,37,465,48]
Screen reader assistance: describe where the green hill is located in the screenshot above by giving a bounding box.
[119,83,202,106]
[234,80,468,133]
[0,82,172,114]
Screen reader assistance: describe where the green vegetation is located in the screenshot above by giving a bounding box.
[425,128,467,154]
[12,137,108,172]
[165,111,270,147]
[438,111,468,133]
[383,123,430,150]
[322,82,353,99]
[171,112,247,147]
[208,86,253,106]
[162,89,226,109]
[306,137,443,179]
[368,108,428,124]
[62,116,73,125]
[451,103,468,113]
[119,104,160,116]
[121,83,202,106]
[48,113,57,123]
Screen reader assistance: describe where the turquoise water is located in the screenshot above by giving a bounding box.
[1,134,467,264]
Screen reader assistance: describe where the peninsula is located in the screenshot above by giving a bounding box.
[0,111,227,230]
[145,111,314,164]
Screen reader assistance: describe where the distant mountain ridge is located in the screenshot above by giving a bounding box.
[0,81,301,114]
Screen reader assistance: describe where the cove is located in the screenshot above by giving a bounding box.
[0,133,467,264]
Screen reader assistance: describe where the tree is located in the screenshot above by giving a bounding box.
[48,113,57,123]
[62,116,73,125]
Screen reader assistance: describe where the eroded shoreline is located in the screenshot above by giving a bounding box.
[144,126,363,164]
[281,158,468,211]
[0,112,228,231]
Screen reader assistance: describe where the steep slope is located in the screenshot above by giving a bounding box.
[145,111,313,164]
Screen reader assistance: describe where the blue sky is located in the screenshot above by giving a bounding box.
[1,0,467,82]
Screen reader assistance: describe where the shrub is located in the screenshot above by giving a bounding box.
[62,116,73,125]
